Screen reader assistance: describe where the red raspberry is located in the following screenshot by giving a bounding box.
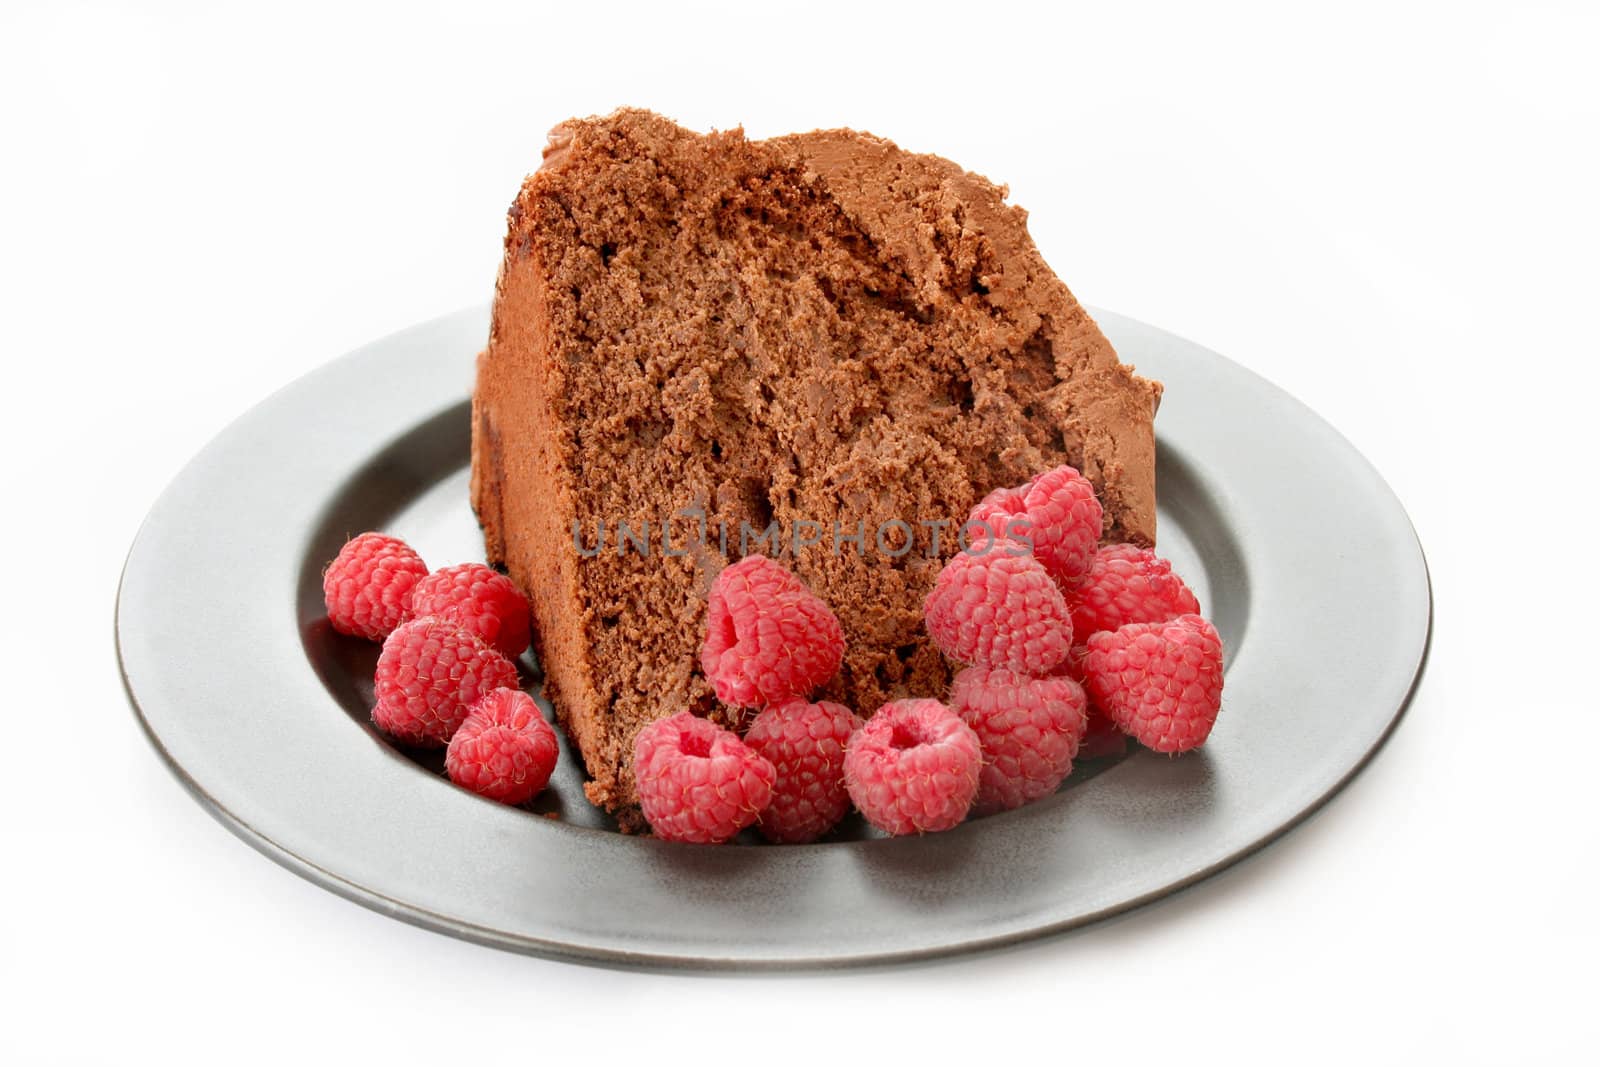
[744,699,861,844]
[445,688,559,805]
[701,555,845,708]
[923,546,1073,674]
[372,618,520,746]
[968,465,1103,586]
[1054,646,1128,759]
[409,563,532,658]
[633,712,776,844]
[950,667,1088,814]
[967,485,1029,545]
[843,699,981,835]
[1068,544,1201,640]
[1082,614,1224,753]
[323,532,428,640]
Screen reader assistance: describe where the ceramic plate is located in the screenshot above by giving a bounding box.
[117,306,1430,969]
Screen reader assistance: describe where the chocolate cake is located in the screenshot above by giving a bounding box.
[471,109,1161,829]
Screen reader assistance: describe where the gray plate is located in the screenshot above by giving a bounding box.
[116,306,1430,969]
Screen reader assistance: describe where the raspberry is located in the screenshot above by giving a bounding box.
[409,563,532,659]
[967,485,1030,545]
[701,555,845,708]
[1055,646,1128,759]
[372,618,520,746]
[445,688,559,805]
[1068,544,1201,640]
[843,699,981,835]
[633,712,776,844]
[323,532,428,640]
[950,667,1088,814]
[922,546,1073,674]
[1082,614,1224,754]
[744,699,861,843]
[968,465,1103,586]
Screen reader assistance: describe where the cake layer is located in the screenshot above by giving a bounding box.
[472,109,1161,828]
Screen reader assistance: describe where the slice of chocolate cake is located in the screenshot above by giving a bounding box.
[472,109,1161,829]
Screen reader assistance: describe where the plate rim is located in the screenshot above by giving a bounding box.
[115,305,1433,970]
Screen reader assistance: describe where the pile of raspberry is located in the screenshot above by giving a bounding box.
[637,555,858,844]
[324,465,1223,845]
[922,465,1225,824]
[323,532,556,806]
[638,465,1223,843]
[642,553,988,842]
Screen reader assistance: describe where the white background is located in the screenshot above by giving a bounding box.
[3,1,1596,1063]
